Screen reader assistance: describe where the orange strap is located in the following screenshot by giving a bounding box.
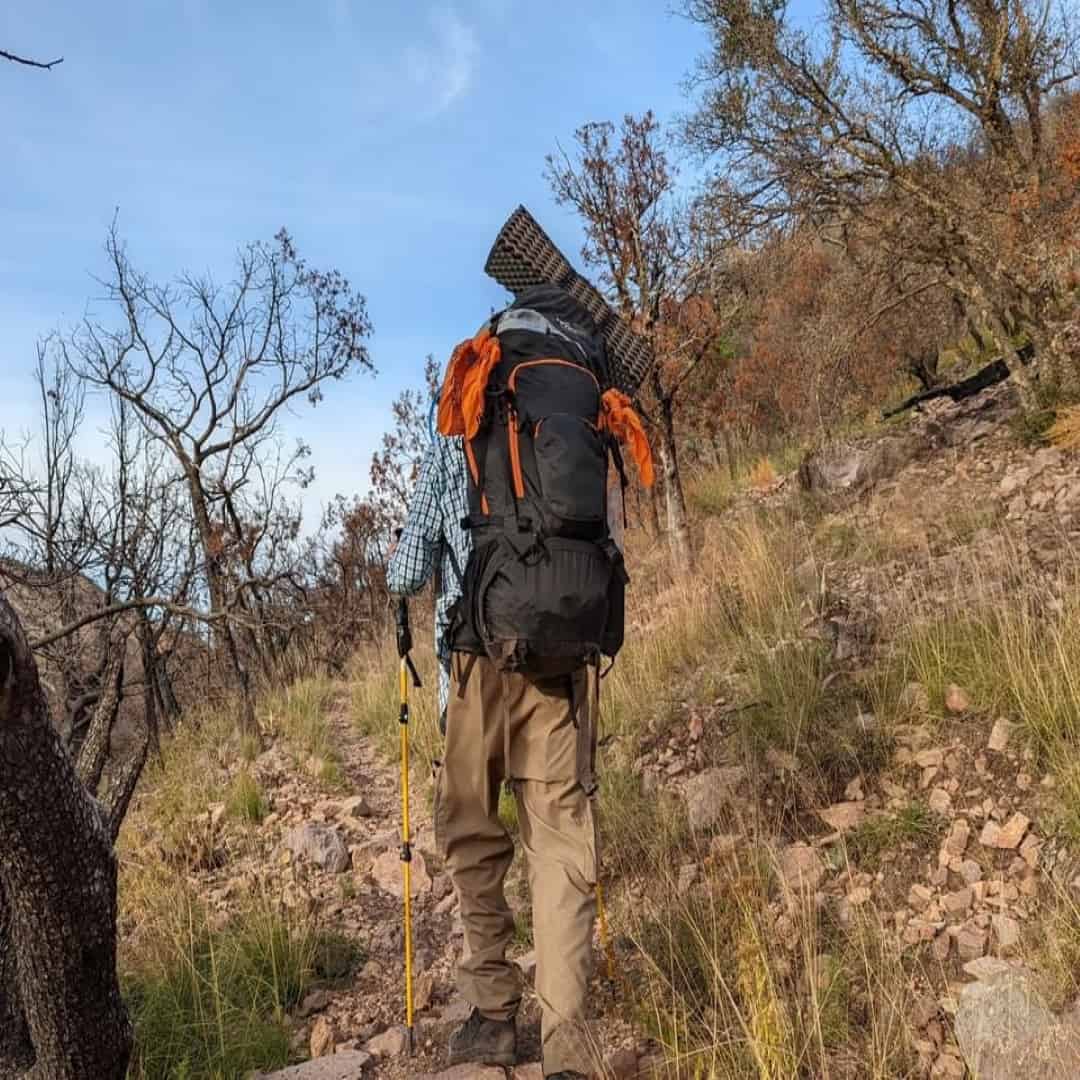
[437,328,502,441]
[599,389,655,488]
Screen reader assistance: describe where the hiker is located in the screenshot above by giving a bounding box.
[388,283,652,1078]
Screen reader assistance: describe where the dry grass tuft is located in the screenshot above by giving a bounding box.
[1047,404,1080,450]
[750,456,779,490]
[624,844,915,1079]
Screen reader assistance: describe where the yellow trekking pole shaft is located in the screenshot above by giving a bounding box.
[399,657,415,1053]
[596,881,616,983]
[395,591,421,1056]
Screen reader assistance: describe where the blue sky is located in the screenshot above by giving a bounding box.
[1,1,707,517]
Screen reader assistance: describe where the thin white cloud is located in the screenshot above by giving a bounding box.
[404,7,479,115]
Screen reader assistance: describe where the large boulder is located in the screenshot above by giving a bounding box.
[798,435,924,495]
[955,967,1080,1078]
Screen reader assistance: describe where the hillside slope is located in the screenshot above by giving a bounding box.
[120,378,1080,1079]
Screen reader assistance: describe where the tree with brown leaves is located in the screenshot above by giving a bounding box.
[546,111,717,568]
[682,0,1080,396]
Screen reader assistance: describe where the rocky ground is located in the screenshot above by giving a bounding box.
[173,380,1080,1079]
[176,696,642,1080]
[673,384,1080,1076]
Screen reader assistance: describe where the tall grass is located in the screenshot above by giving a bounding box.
[123,898,310,1079]
[263,676,346,789]
[350,637,443,773]
[880,555,1080,834]
[225,770,267,824]
[628,846,915,1079]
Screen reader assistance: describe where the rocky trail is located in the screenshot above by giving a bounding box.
[181,382,1080,1079]
[191,697,636,1080]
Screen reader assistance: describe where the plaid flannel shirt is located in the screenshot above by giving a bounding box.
[386,433,471,719]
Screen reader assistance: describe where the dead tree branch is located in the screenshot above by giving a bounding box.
[0,48,63,70]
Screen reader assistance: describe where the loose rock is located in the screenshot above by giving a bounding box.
[512,1066,544,1080]
[255,1051,373,1078]
[683,767,746,830]
[915,748,945,769]
[945,685,971,714]
[416,1067,511,1080]
[371,848,432,898]
[943,888,973,915]
[607,1047,641,1079]
[284,823,352,874]
[991,914,1021,953]
[988,719,1013,753]
[818,802,865,832]
[909,884,934,912]
[929,788,952,816]
[309,1016,336,1059]
[778,842,825,892]
[944,819,971,858]
[981,813,1030,850]
[955,924,988,961]
[341,796,375,820]
[298,989,332,1018]
[365,1026,410,1058]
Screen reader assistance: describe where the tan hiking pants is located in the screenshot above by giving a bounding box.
[434,652,600,1077]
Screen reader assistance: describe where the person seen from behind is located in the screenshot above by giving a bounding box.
[388,285,653,1078]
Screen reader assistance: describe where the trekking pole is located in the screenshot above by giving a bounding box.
[396,590,422,1055]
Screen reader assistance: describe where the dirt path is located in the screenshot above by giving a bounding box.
[249,688,620,1078]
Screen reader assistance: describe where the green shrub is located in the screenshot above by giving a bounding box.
[124,898,321,1079]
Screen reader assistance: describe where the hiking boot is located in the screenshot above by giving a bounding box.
[447,1007,517,1067]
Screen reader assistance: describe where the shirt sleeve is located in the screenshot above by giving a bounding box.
[386,440,445,596]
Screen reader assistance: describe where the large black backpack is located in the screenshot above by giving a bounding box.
[438,285,652,674]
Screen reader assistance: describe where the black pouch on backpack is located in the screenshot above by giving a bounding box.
[471,535,614,675]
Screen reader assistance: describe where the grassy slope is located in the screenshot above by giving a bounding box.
[118,418,1080,1078]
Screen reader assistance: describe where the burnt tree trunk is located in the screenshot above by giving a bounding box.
[0,596,132,1079]
[74,638,125,795]
[0,886,33,1076]
[646,483,663,536]
[719,424,739,485]
[181,460,256,732]
[653,377,693,572]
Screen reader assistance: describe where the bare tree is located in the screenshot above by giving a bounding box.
[0,345,105,750]
[297,494,390,672]
[74,225,374,728]
[369,355,439,530]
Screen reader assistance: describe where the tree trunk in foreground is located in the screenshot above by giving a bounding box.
[0,595,131,1079]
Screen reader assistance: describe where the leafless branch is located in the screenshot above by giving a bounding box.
[0,47,63,70]
[29,598,223,652]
